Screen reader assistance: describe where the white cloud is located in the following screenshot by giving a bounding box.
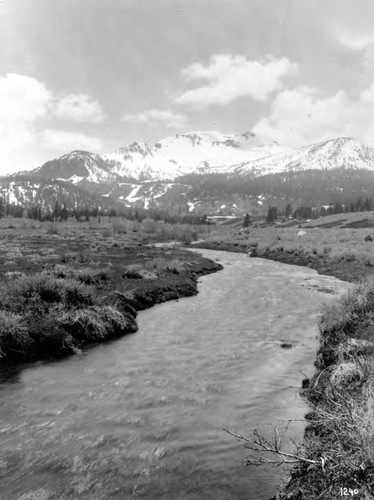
[53,93,105,123]
[339,34,374,51]
[0,73,52,125]
[122,108,188,128]
[0,73,104,173]
[176,54,298,106]
[253,84,374,147]
[42,129,103,151]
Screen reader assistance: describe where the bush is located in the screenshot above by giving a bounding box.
[0,311,32,358]
[142,218,157,233]
[51,265,111,284]
[46,223,60,235]
[52,265,75,279]
[145,257,185,275]
[99,291,138,318]
[0,274,96,315]
[62,280,95,307]
[343,251,356,262]
[123,264,144,279]
[60,251,91,264]
[3,274,64,308]
[59,305,136,342]
[59,308,107,341]
[76,267,111,284]
[112,221,128,234]
[28,314,77,357]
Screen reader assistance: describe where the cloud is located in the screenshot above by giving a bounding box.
[0,73,52,125]
[175,54,298,106]
[253,84,374,147]
[122,108,188,128]
[339,34,374,51]
[42,129,104,151]
[0,73,104,173]
[53,93,105,123]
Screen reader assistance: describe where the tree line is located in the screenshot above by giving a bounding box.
[0,199,209,225]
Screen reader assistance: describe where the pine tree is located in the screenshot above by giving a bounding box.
[266,206,278,223]
[243,213,251,227]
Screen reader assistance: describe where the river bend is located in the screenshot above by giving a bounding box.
[0,250,351,500]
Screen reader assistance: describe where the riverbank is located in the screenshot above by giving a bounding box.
[274,277,374,499]
[0,243,222,365]
[193,240,374,498]
[191,240,373,283]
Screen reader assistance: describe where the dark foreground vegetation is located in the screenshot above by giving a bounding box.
[274,278,374,499]
[0,218,222,365]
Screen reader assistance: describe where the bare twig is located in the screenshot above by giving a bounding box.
[223,427,318,466]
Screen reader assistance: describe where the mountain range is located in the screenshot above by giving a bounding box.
[3,131,374,216]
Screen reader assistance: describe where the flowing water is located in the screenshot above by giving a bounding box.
[0,250,352,500]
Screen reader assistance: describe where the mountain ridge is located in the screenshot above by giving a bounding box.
[3,131,374,217]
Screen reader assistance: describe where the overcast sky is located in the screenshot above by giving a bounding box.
[2,0,374,173]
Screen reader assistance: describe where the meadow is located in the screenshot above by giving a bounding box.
[0,216,220,364]
[194,211,374,282]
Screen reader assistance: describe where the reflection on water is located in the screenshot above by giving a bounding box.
[0,250,351,500]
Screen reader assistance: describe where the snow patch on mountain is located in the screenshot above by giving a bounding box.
[102,131,286,181]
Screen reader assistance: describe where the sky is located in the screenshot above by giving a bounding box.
[2,0,374,173]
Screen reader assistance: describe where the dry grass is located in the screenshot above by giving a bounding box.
[202,215,374,265]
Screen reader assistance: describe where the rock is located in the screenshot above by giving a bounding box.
[365,234,373,242]
[280,342,293,349]
[302,378,310,388]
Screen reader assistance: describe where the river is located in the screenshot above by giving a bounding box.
[0,250,352,500]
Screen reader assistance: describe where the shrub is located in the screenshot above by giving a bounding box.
[99,291,138,318]
[59,308,107,341]
[78,251,90,263]
[52,265,75,279]
[46,223,60,235]
[62,280,95,307]
[343,251,356,262]
[60,251,78,263]
[0,311,32,358]
[76,267,111,284]
[28,314,77,357]
[4,271,26,280]
[98,305,137,335]
[145,257,185,274]
[142,218,157,233]
[59,305,136,342]
[6,274,64,305]
[112,221,127,234]
[123,264,144,279]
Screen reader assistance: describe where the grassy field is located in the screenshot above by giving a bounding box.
[193,211,374,282]
[0,216,220,364]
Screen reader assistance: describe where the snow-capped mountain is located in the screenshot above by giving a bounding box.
[31,132,374,185]
[231,137,374,176]
[103,131,288,180]
[34,150,117,184]
[4,131,374,216]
